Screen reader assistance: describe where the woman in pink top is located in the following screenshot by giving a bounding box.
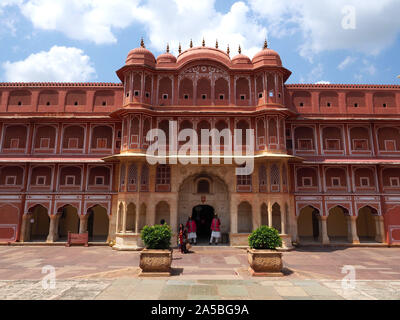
[186,216,197,245]
[209,214,221,245]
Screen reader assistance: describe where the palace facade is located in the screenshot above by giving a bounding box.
[0,40,400,249]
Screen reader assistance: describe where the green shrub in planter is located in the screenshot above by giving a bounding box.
[140,224,172,249]
[248,226,282,250]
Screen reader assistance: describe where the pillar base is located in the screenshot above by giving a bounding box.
[112,232,143,251]
[280,234,294,250]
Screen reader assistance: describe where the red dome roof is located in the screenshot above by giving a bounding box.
[126,47,156,67]
[177,47,231,66]
[156,52,177,64]
[252,48,282,67]
[232,53,251,65]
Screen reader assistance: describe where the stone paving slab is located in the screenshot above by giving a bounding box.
[0,279,399,300]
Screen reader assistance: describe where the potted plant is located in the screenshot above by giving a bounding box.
[247,226,284,277]
[139,224,173,277]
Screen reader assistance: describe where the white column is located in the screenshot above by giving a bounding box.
[349,216,360,244]
[281,204,286,235]
[320,216,330,244]
[79,215,88,234]
[267,201,272,228]
[122,202,127,233]
[230,200,238,233]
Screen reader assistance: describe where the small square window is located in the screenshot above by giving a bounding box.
[39,138,50,149]
[383,103,387,108]
[134,90,140,97]
[390,177,399,187]
[117,131,121,138]
[201,94,207,100]
[96,138,107,149]
[258,93,263,98]
[126,92,130,97]
[102,101,107,106]
[36,176,46,185]
[95,176,104,185]
[17,101,22,106]
[385,140,396,151]
[240,95,246,100]
[302,177,312,187]
[5,176,16,186]
[360,177,370,187]
[327,102,331,107]
[46,101,51,106]
[299,102,304,107]
[74,101,78,106]
[163,94,168,100]
[68,138,79,149]
[298,139,313,150]
[326,139,340,150]
[353,139,368,151]
[331,177,341,187]
[10,138,19,149]
[269,91,274,97]
[184,94,189,100]
[65,175,75,186]
[145,92,150,98]
[219,94,224,100]
[354,103,358,108]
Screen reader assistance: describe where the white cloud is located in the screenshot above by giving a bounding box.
[2,45,96,82]
[249,0,400,59]
[17,0,140,44]
[315,81,331,84]
[3,0,267,57]
[338,56,357,70]
[135,0,267,58]
[362,59,376,76]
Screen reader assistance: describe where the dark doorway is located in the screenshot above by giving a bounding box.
[192,205,214,243]
[312,210,320,240]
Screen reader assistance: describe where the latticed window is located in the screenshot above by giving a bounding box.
[282,164,287,186]
[237,173,252,186]
[197,180,210,193]
[259,164,267,191]
[141,164,149,188]
[128,164,137,186]
[271,164,280,186]
[119,164,125,191]
[156,165,170,185]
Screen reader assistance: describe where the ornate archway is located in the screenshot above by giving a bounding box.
[178,172,230,243]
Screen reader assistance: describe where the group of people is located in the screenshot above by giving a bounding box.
[178,214,222,254]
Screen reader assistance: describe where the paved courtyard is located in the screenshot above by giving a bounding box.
[0,245,399,300]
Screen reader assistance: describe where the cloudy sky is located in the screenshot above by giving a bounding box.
[0,0,399,84]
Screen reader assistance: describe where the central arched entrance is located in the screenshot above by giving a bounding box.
[192,205,214,243]
[178,172,230,244]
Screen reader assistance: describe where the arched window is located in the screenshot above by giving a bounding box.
[270,164,280,192]
[119,164,125,192]
[259,164,267,192]
[140,164,149,192]
[128,164,137,192]
[156,165,171,192]
[197,179,210,194]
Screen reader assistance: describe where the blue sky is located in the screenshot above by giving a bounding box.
[0,0,399,84]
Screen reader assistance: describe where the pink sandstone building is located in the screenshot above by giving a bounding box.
[0,39,399,249]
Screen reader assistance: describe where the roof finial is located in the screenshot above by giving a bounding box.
[190,39,193,48]
[178,43,182,54]
[202,38,205,47]
[166,43,170,53]
[263,38,268,49]
[140,37,145,48]
[238,45,241,54]
[227,44,230,56]
[215,39,218,49]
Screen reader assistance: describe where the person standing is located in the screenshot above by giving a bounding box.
[186,216,197,245]
[178,224,188,254]
[209,214,221,245]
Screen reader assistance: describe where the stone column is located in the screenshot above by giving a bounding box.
[79,215,88,234]
[20,214,30,242]
[349,216,360,244]
[267,201,272,228]
[320,216,330,244]
[46,215,59,242]
[115,204,120,234]
[294,216,300,243]
[122,202,127,233]
[280,203,286,235]
[375,215,385,243]
[230,200,238,233]
[170,198,178,235]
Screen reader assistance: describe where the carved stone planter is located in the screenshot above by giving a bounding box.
[247,248,283,277]
[139,248,173,277]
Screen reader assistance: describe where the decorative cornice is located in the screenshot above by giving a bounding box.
[286,84,400,89]
[0,82,123,88]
